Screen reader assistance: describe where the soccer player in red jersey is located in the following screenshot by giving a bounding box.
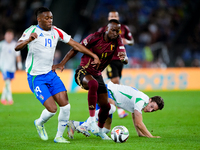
[98,11,134,118]
[52,19,128,140]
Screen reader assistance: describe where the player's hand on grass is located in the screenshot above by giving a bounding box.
[52,63,65,72]
[152,136,161,138]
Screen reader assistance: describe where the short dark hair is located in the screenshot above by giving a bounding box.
[150,96,164,110]
[109,10,118,13]
[108,19,120,24]
[6,29,14,33]
[35,6,50,18]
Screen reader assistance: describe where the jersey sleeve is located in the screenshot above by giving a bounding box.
[53,26,71,43]
[80,33,95,48]
[124,25,133,40]
[98,26,106,32]
[15,51,21,57]
[18,25,36,41]
[116,37,126,52]
[134,100,145,114]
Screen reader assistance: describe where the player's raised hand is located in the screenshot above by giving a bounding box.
[91,56,101,69]
[52,63,65,72]
[117,51,126,61]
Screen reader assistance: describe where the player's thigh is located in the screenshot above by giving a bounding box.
[74,67,95,90]
[28,80,58,112]
[27,73,57,105]
[43,96,58,113]
[53,91,69,107]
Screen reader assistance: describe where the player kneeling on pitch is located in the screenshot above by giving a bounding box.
[70,81,164,139]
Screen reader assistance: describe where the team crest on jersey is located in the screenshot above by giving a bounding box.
[52,35,56,39]
[119,29,122,34]
[83,39,88,46]
[22,34,26,37]
[39,94,44,100]
[110,44,115,50]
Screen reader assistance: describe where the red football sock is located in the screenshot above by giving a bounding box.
[88,80,98,117]
[98,103,111,128]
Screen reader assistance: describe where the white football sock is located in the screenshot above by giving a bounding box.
[117,107,125,114]
[56,104,70,138]
[5,79,12,101]
[1,87,7,100]
[88,116,96,123]
[1,79,10,100]
[37,109,56,126]
[99,127,103,133]
[102,127,110,134]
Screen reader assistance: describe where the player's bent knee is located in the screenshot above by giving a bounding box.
[46,106,57,113]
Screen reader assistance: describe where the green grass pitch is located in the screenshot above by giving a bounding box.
[0,91,200,150]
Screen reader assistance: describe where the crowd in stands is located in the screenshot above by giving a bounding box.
[0,0,199,68]
[89,0,200,68]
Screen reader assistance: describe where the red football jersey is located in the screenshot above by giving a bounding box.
[98,24,132,60]
[80,31,125,76]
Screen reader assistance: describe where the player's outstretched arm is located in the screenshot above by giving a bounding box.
[131,113,145,137]
[67,38,100,69]
[52,49,78,72]
[15,33,38,51]
[122,38,134,46]
[132,110,161,138]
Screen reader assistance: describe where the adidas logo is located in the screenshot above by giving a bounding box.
[39,33,44,37]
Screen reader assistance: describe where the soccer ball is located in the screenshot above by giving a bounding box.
[111,126,129,143]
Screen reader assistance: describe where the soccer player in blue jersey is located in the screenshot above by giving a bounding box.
[15,6,100,143]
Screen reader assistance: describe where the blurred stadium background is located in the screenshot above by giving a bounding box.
[1,0,200,68]
[0,0,200,92]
